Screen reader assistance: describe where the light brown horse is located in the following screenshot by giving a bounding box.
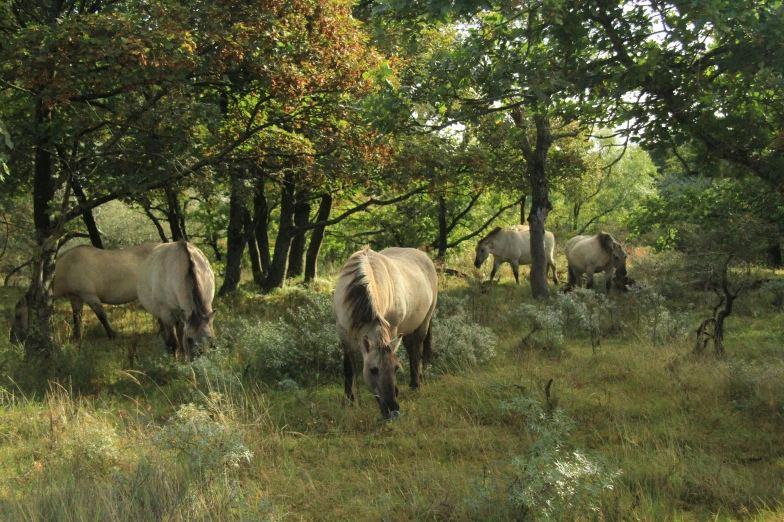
[333,247,438,420]
[10,242,161,342]
[137,241,216,359]
[565,232,627,293]
[474,226,558,284]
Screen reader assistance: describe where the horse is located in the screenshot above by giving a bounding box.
[137,241,216,359]
[9,242,161,343]
[565,232,627,293]
[333,247,438,420]
[474,226,558,284]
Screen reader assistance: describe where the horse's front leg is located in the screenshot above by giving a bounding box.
[342,342,356,402]
[511,261,520,284]
[159,319,178,355]
[604,268,614,294]
[489,259,501,283]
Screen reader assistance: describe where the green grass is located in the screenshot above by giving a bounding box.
[1,258,784,521]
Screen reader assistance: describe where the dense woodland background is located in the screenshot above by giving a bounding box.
[1,0,784,520]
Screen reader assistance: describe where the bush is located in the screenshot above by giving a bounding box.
[502,393,622,521]
[516,303,566,351]
[223,290,341,386]
[759,279,784,312]
[155,393,253,476]
[430,298,497,374]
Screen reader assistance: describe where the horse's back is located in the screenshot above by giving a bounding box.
[138,242,214,323]
[377,248,438,333]
[54,242,160,303]
[566,235,608,272]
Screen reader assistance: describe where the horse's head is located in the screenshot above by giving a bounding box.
[10,295,28,344]
[474,239,491,269]
[183,310,217,359]
[361,332,402,419]
[612,243,627,277]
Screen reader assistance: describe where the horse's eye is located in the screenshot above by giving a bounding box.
[370,367,379,376]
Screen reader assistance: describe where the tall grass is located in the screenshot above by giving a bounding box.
[1,254,784,521]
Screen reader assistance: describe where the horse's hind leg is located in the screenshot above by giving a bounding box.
[70,297,84,339]
[422,319,433,366]
[550,259,559,285]
[511,262,520,284]
[84,295,116,339]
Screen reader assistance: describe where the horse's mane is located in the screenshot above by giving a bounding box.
[180,241,210,318]
[597,232,617,254]
[341,249,390,338]
[478,226,504,245]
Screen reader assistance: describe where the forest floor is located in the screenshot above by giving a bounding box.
[0,256,783,521]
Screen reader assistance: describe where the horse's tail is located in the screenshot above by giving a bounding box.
[422,318,433,365]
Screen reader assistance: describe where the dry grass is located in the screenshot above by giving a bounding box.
[1,254,784,521]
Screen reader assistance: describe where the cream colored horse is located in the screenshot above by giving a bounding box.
[10,242,161,342]
[565,232,627,293]
[334,247,438,420]
[137,241,216,359]
[474,226,558,284]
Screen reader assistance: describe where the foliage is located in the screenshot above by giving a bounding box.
[155,395,253,475]
[225,290,341,386]
[502,393,622,521]
[430,301,497,374]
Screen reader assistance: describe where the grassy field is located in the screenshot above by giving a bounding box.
[1,253,783,521]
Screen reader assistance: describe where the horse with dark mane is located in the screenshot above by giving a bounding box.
[137,241,216,359]
[333,247,438,419]
[565,232,627,294]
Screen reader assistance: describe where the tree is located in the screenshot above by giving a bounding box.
[0,0,380,359]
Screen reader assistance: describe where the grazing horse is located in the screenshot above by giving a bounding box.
[565,232,627,293]
[10,242,161,343]
[334,247,438,420]
[137,241,216,359]
[474,226,558,284]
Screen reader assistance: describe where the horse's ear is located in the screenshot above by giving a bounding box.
[388,336,403,353]
[208,311,217,320]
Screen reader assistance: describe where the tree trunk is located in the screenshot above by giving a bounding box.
[286,193,311,279]
[164,186,188,241]
[72,179,104,249]
[520,194,527,225]
[26,102,60,361]
[572,203,581,233]
[141,204,169,243]
[218,171,249,296]
[254,178,271,276]
[246,210,264,286]
[437,193,448,259]
[767,241,782,269]
[304,194,333,283]
[526,114,554,299]
[262,175,296,292]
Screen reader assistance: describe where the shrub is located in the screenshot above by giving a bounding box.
[154,394,253,476]
[516,303,566,351]
[430,305,497,375]
[223,291,341,386]
[502,393,622,521]
[759,279,784,312]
